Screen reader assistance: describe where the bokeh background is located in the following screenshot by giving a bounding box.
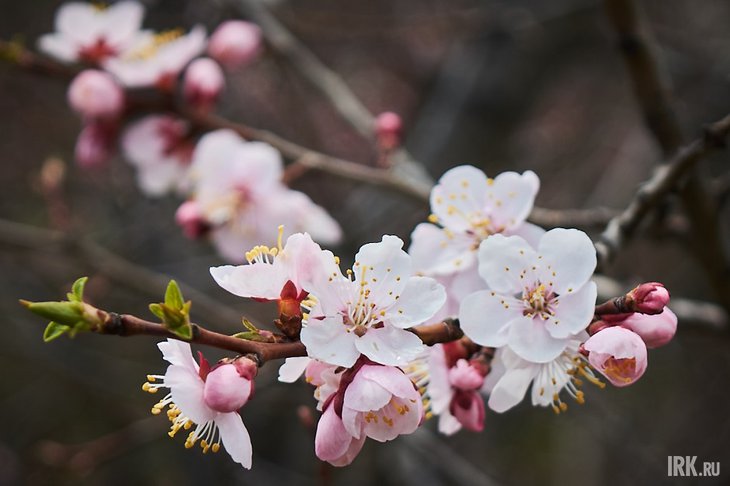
[1,0,729,484]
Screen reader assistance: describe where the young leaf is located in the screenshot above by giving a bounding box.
[43,321,70,342]
[149,303,165,320]
[242,318,258,332]
[164,280,184,310]
[70,277,88,302]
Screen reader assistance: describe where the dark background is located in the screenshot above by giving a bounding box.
[1,0,729,484]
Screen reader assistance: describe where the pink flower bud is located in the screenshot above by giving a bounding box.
[374,111,402,150]
[203,362,254,413]
[584,327,647,387]
[450,390,485,432]
[207,20,262,71]
[67,70,124,120]
[74,122,116,168]
[447,359,484,391]
[629,282,670,315]
[183,58,225,111]
[175,200,210,239]
[620,308,677,349]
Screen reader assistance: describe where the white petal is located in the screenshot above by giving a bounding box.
[102,1,145,46]
[353,235,411,308]
[437,411,462,435]
[216,412,253,469]
[486,171,540,231]
[487,361,538,413]
[459,290,521,347]
[506,222,545,248]
[507,316,570,363]
[157,339,198,372]
[477,234,538,294]
[430,165,489,232]
[300,317,360,368]
[546,281,597,338]
[354,326,424,366]
[37,34,79,62]
[263,190,342,245]
[278,357,311,383]
[385,276,446,328]
[56,3,99,43]
[209,262,287,300]
[537,228,596,295]
[408,223,475,276]
[344,374,393,412]
[165,365,214,424]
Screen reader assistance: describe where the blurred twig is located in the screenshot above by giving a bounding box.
[602,0,730,314]
[0,218,246,326]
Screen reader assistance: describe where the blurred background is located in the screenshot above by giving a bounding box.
[1,0,729,484]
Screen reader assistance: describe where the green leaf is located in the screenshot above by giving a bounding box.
[43,321,70,342]
[24,301,84,327]
[242,318,258,332]
[170,324,193,340]
[164,280,184,310]
[149,303,164,320]
[70,277,88,302]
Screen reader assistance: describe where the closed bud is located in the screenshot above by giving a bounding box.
[447,359,485,391]
[619,308,677,349]
[183,58,225,111]
[203,361,255,413]
[628,282,670,315]
[75,122,116,168]
[207,21,262,71]
[67,70,125,120]
[450,390,485,432]
[375,111,402,150]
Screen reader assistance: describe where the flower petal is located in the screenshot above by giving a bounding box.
[353,235,411,307]
[315,404,355,463]
[385,276,446,328]
[216,411,253,469]
[165,365,214,424]
[459,290,521,347]
[209,262,287,300]
[301,317,360,368]
[477,233,538,294]
[487,356,538,413]
[344,372,393,412]
[354,326,424,366]
[157,339,198,372]
[408,223,475,276]
[508,315,569,363]
[537,228,596,295]
[278,357,311,383]
[546,281,597,338]
[430,165,489,232]
[358,365,419,401]
[486,171,540,231]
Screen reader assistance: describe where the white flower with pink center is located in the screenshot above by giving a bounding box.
[409,165,541,276]
[300,235,446,368]
[315,360,423,467]
[121,115,193,196]
[143,339,255,468]
[486,335,605,414]
[39,1,149,64]
[188,130,341,263]
[105,26,207,89]
[460,228,597,363]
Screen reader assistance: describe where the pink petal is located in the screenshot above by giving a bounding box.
[358,365,420,401]
[315,405,356,463]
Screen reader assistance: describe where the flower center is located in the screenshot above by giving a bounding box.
[126,28,184,61]
[522,283,555,318]
[601,357,637,384]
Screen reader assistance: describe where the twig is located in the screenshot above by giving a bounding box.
[595,113,730,266]
[0,218,246,326]
[602,0,730,314]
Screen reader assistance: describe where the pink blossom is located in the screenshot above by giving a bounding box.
[207,20,262,71]
[315,360,422,466]
[39,1,148,64]
[188,130,341,262]
[143,340,254,468]
[67,70,125,120]
[106,26,207,90]
[74,121,116,168]
[450,389,485,432]
[121,115,193,196]
[183,58,225,111]
[175,200,210,239]
[460,228,597,363]
[629,282,670,315]
[409,165,541,276]
[619,308,677,348]
[375,112,402,150]
[584,327,647,387]
[301,235,446,367]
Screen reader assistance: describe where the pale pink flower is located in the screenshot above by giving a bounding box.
[106,26,207,89]
[188,130,341,262]
[143,339,254,468]
[74,121,116,168]
[315,360,423,466]
[121,115,193,196]
[175,200,210,239]
[301,235,446,368]
[207,20,262,71]
[67,70,125,120]
[486,335,604,414]
[210,231,338,319]
[39,1,148,63]
[183,57,225,110]
[619,308,677,349]
[584,327,648,387]
[409,165,541,276]
[460,228,597,363]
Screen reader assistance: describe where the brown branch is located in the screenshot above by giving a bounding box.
[603,0,730,314]
[595,113,730,267]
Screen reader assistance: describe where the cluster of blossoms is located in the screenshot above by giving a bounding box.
[40,2,341,259]
[136,165,677,469]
